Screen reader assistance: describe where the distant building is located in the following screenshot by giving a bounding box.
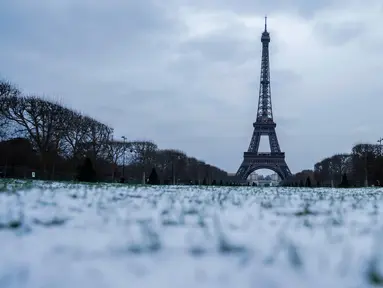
[270,173,280,181]
[227,172,281,186]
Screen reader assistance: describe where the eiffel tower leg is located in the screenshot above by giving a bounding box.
[236,162,247,179]
[279,162,292,179]
[248,131,261,153]
[268,129,281,153]
[236,161,252,181]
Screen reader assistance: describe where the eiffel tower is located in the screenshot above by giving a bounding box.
[236,17,291,182]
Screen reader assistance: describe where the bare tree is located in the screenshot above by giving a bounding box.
[106,140,126,165]
[1,95,69,177]
[351,143,378,186]
[331,154,351,179]
[83,118,114,161]
[0,81,20,139]
[187,157,201,182]
[170,150,188,183]
[154,149,188,183]
[60,112,92,160]
[311,143,383,187]
[130,140,158,165]
[154,149,170,173]
[105,140,133,180]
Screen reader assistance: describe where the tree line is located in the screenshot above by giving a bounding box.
[286,143,383,187]
[0,80,230,184]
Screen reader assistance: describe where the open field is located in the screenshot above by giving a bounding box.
[1,179,383,288]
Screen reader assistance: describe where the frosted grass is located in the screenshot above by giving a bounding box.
[1,180,383,288]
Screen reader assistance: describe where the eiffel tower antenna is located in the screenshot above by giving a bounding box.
[236,18,291,184]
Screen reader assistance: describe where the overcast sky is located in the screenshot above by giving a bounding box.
[1,0,383,174]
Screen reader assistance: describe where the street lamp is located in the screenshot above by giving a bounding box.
[121,136,127,183]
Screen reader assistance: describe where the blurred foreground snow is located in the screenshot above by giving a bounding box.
[1,180,383,288]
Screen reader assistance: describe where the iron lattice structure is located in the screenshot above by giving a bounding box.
[236,17,292,182]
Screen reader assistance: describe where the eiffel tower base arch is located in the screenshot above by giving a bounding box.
[236,152,291,184]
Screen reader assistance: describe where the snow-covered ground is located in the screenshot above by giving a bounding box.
[1,180,383,288]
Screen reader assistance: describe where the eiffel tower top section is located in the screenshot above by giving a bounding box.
[261,16,270,42]
[256,16,273,124]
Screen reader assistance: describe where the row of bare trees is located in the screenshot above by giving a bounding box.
[286,143,383,187]
[313,143,383,187]
[0,80,229,184]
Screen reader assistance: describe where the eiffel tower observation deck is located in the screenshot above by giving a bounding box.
[236,17,292,183]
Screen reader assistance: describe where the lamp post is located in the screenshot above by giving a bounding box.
[121,136,127,183]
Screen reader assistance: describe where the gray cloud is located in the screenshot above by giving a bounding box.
[313,21,366,46]
[1,0,383,174]
[181,0,349,18]
[178,20,256,63]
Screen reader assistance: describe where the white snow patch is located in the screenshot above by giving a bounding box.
[0,181,382,287]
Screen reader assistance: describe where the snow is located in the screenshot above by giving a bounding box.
[1,180,383,288]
